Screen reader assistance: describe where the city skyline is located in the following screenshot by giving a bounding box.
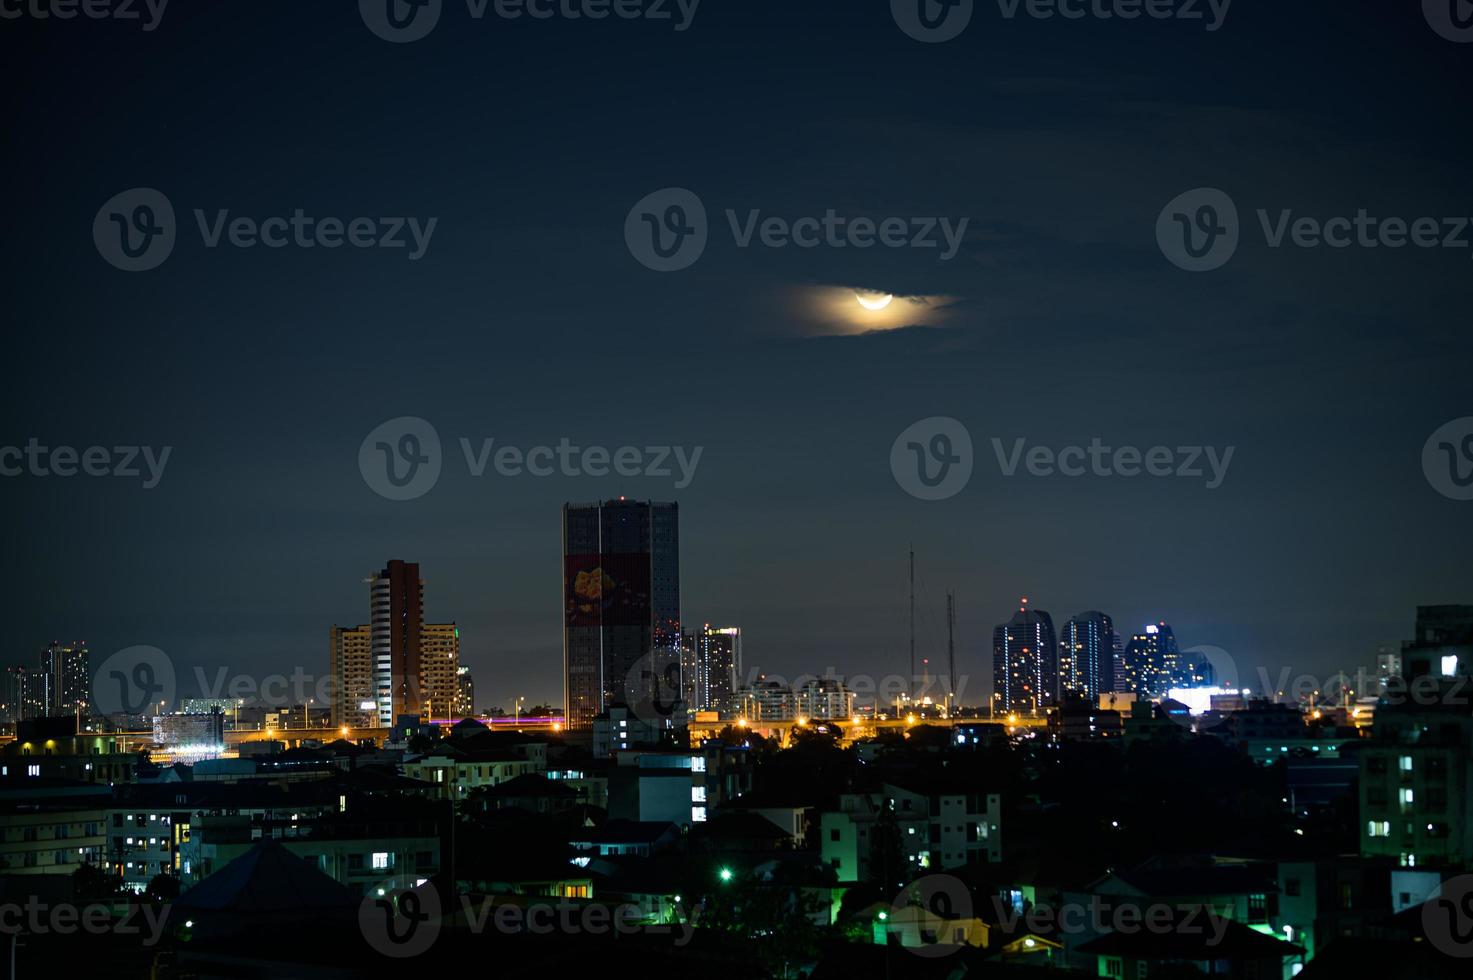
[4,1,1472,974]
[5,6,1470,711]
[7,553,1450,714]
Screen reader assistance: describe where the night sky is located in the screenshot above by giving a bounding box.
[4,1,1470,709]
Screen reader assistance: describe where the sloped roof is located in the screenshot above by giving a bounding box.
[571,819,677,845]
[174,839,354,913]
[701,810,792,841]
[1102,864,1278,897]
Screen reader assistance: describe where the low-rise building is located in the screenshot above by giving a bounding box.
[1359,692,1473,869]
[820,781,1002,882]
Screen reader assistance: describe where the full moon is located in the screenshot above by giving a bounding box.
[855,291,894,311]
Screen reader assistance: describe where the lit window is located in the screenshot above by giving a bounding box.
[1400,756,1413,772]
[372,852,390,870]
[691,786,707,803]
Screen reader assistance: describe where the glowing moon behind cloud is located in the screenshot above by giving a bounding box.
[789,285,957,335]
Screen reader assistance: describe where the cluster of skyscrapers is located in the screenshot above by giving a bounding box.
[329,560,468,729]
[993,600,1214,715]
[1,640,90,724]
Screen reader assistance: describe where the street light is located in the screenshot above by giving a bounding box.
[718,867,733,883]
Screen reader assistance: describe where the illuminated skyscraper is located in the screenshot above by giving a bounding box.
[688,625,741,713]
[1121,622,1181,697]
[2,666,45,724]
[992,599,1058,716]
[338,565,457,727]
[329,624,376,729]
[420,622,461,720]
[563,500,681,730]
[40,641,89,717]
[456,665,475,718]
[1059,611,1116,703]
[371,560,424,726]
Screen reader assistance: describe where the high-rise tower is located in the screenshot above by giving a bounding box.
[563,500,680,730]
[992,599,1058,716]
[370,560,424,726]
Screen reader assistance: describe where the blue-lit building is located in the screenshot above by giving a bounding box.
[1121,622,1182,698]
[992,599,1058,716]
[1059,610,1117,703]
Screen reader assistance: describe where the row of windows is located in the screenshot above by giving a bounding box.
[1368,820,1449,839]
